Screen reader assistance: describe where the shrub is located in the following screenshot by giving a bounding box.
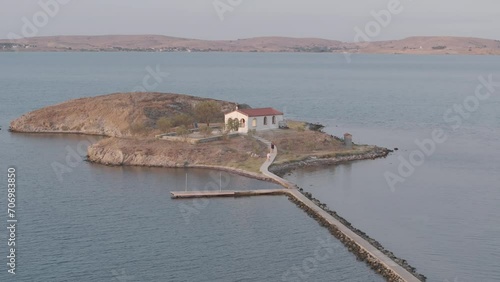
[176,125,190,139]
[172,114,193,128]
[307,122,325,132]
[252,140,261,155]
[130,122,148,135]
[201,126,213,137]
[226,118,240,132]
[157,117,173,132]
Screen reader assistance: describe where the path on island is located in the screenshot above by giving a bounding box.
[253,135,297,189]
[171,134,422,282]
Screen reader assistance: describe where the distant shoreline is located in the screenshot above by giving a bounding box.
[1,50,499,56]
[2,34,500,55]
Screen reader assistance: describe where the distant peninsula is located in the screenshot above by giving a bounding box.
[9,92,390,182]
[1,35,500,55]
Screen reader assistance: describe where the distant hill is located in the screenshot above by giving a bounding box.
[1,35,500,55]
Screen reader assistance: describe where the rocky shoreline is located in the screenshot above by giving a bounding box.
[270,146,392,176]
[86,142,391,189]
[86,156,282,185]
[287,189,426,282]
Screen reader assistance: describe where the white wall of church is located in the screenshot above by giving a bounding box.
[225,111,284,133]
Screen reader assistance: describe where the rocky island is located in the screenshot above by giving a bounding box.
[10,92,430,281]
[10,92,390,182]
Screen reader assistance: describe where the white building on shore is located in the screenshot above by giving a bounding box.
[224,107,284,133]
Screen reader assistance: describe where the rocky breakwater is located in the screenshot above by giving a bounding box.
[286,189,427,282]
[270,146,392,176]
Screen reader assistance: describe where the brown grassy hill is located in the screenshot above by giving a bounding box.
[359,36,500,55]
[9,92,236,137]
[0,35,345,52]
[2,34,500,54]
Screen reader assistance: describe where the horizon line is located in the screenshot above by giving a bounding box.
[2,34,499,43]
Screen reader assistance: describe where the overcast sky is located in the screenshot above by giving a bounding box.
[1,0,499,41]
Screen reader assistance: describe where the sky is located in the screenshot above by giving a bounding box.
[1,0,499,41]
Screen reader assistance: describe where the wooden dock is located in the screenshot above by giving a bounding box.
[171,189,286,199]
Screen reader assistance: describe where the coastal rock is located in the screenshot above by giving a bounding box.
[85,136,277,182]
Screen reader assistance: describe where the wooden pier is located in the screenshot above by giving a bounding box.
[171,189,286,199]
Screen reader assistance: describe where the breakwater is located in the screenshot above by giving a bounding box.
[252,137,423,281]
[269,146,391,176]
[289,188,426,281]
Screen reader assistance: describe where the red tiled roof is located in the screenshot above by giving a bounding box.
[237,107,283,117]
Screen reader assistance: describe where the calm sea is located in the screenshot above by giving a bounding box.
[0,52,499,281]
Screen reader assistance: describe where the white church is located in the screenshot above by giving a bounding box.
[224,107,285,133]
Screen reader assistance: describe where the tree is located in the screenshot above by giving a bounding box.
[226,118,239,132]
[194,101,222,127]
